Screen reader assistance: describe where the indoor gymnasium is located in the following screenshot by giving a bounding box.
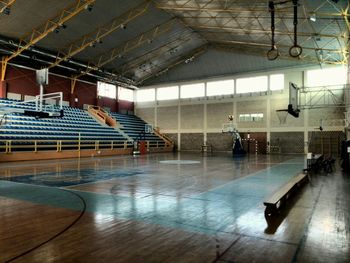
[0,0,349,262]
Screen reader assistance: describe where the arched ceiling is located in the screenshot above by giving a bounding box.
[0,0,348,87]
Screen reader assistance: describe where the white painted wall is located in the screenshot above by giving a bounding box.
[7,92,22,100]
[136,66,346,152]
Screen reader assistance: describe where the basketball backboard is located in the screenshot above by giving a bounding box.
[145,124,153,133]
[288,82,300,117]
[36,68,49,85]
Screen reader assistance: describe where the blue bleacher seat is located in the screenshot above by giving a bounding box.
[1,98,167,152]
[110,112,166,145]
[0,99,128,151]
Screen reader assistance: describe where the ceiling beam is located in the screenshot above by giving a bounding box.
[212,42,345,65]
[343,2,350,32]
[187,24,346,39]
[155,5,349,17]
[206,37,346,53]
[0,0,15,13]
[151,0,208,44]
[180,15,343,20]
[48,1,150,69]
[138,45,208,84]
[116,35,192,77]
[1,0,95,80]
[72,19,176,82]
[213,43,344,65]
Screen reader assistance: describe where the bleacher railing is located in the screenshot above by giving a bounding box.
[0,139,170,153]
[88,106,117,127]
[1,140,130,153]
[153,127,174,147]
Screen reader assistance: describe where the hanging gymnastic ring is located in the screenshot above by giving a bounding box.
[267,46,279,61]
[289,44,302,57]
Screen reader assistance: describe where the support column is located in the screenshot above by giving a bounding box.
[178,102,181,151]
[71,78,77,94]
[233,101,237,124]
[1,57,8,81]
[203,82,207,145]
[266,96,271,152]
[203,102,207,144]
[154,101,158,128]
[304,108,309,154]
[345,43,350,139]
[0,80,7,98]
[0,57,8,98]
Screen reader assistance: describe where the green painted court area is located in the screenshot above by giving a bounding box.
[0,154,304,235]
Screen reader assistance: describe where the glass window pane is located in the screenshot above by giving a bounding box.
[97,81,116,99]
[307,67,347,87]
[157,86,179,100]
[207,79,234,96]
[118,87,134,102]
[236,76,268,94]
[136,88,155,102]
[270,74,284,91]
[239,113,263,122]
[180,83,205,98]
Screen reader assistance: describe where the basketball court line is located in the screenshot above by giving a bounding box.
[0,156,305,236]
[193,156,304,196]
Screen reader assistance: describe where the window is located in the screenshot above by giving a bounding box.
[239,113,264,122]
[118,87,134,102]
[306,67,347,87]
[136,88,155,102]
[180,83,205,98]
[236,76,268,94]
[206,79,234,96]
[157,86,179,100]
[270,74,284,91]
[239,114,251,122]
[97,81,116,99]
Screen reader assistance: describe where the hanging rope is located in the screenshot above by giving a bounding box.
[289,0,303,57]
[267,0,303,60]
[267,1,279,60]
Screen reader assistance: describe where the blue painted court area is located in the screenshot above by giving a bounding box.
[1,168,145,187]
[0,157,304,235]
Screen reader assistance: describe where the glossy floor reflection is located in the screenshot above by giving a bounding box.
[0,152,349,262]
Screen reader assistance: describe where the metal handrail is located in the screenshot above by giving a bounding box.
[0,139,130,153]
[0,139,170,153]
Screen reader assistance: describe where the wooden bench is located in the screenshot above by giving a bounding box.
[263,172,309,220]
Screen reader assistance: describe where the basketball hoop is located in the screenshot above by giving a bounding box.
[222,122,236,133]
[276,109,288,125]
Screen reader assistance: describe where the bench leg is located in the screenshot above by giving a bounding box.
[264,205,277,219]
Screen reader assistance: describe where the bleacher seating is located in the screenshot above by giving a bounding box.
[0,98,130,151]
[0,99,170,154]
[111,112,166,147]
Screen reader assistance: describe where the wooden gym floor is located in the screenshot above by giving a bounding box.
[0,152,349,262]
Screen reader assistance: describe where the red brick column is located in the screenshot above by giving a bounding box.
[0,80,7,98]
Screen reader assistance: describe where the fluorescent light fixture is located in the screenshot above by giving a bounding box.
[310,13,316,22]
